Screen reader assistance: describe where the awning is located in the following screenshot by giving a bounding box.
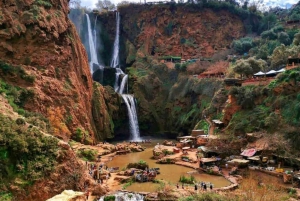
[200,157,218,163]
[266,70,278,75]
[254,71,265,76]
[212,119,223,124]
[229,159,249,164]
[276,68,285,73]
[178,136,196,139]
[241,148,256,157]
[180,139,192,143]
[248,156,260,161]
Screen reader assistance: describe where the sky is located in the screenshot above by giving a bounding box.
[80,0,299,8]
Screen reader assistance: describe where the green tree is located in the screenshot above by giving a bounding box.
[232,37,254,54]
[233,57,266,77]
[96,0,115,12]
[271,45,300,68]
[233,60,252,78]
[69,0,81,8]
[278,32,291,45]
[293,32,300,46]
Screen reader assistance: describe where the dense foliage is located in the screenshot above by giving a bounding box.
[0,114,59,195]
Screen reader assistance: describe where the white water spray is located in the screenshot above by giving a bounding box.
[121,94,140,141]
[98,192,144,201]
[111,12,120,68]
[118,74,128,94]
[114,68,124,92]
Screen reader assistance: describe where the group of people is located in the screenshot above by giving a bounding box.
[86,162,110,185]
[176,181,213,191]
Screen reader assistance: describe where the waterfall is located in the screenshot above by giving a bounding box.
[86,14,104,81]
[86,14,99,73]
[122,94,140,141]
[118,74,128,94]
[98,192,144,201]
[114,68,124,92]
[109,12,140,141]
[111,12,120,68]
[93,15,98,49]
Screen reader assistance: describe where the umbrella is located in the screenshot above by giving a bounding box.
[276,68,286,73]
[266,70,278,75]
[254,71,265,76]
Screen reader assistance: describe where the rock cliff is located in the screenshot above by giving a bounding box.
[0,0,116,141]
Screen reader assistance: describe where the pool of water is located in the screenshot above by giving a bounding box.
[108,140,231,191]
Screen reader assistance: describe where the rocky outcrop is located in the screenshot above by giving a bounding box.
[92,83,121,140]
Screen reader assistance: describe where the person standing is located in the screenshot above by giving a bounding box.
[203,183,207,191]
[194,184,198,191]
[176,183,179,189]
[106,173,109,183]
[210,183,213,190]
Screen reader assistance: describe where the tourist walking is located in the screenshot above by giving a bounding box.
[194,184,198,191]
[182,183,184,189]
[176,183,179,189]
[203,183,207,191]
[210,183,213,190]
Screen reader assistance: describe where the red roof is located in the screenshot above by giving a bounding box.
[240,148,256,157]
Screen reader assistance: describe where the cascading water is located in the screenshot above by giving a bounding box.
[111,12,120,68]
[86,14,99,73]
[93,15,98,49]
[122,94,140,141]
[98,192,144,201]
[118,74,128,94]
[114,68,124,92]
[86,14,104,83]
[110,12,140,141]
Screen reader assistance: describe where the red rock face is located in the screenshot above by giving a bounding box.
[120,5,245,59]
[0,0,96,139]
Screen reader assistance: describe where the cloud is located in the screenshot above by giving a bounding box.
[80,0,98,8]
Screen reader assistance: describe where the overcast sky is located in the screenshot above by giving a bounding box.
[80,0,299,9]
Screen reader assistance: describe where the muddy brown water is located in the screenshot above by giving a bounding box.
[108,140,231,192]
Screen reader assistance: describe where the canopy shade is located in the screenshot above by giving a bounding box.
[254,71,265,76]
[266,70,278,75]
[276,68,286,73]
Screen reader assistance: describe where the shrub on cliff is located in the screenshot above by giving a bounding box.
[0,114,59,187]
[77,149,97,161]
[0,61,35,84]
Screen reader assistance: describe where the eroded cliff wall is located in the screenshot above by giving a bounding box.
[0,0,116,141]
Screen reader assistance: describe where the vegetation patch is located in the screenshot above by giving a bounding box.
[77,148,97,161]
[0,61,35,84]
[34,0,52,8]
[127,160,149,170]
[179,175,195,184]
[103,195,116,201]
[0,114,59,195]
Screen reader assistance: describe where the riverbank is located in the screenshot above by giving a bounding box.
[47,140,298,201]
